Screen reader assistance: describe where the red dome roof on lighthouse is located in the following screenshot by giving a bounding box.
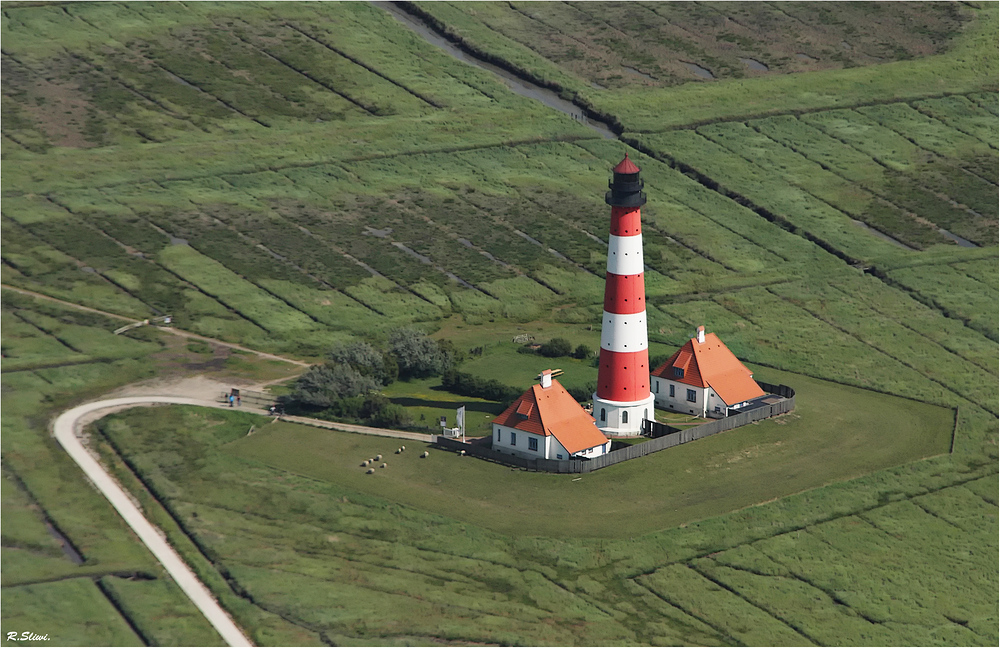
[612,153,640,174]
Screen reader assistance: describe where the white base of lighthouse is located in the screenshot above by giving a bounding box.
[592,392,654,437]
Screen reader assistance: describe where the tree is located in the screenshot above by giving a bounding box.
[330,341,395,385]
[573,344,590,359]
[539,337,573,358]
[291,363,379,408]
[361,393,412,427]
[388,328,448,378]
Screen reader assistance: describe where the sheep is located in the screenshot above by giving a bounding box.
[458,450,466,456]
[421,451,429,458]
[375,454,382,461]
[400,445,405,452]
[380,463,387,469]
[361,460,369,467]
[395,448,401,454]
[366,468,375,475]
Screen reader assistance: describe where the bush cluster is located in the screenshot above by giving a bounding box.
[441,369,522,405]
[285,328,456,426]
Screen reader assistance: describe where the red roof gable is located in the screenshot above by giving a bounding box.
[492,378,608,454]
[651,332,765,405]
[613,154,640,174]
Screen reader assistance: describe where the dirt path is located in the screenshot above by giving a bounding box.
[54,397,255,647]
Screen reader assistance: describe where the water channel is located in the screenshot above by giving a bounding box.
[373,3,972,252]
[372,1,617,140]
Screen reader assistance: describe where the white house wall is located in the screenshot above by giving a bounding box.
[651,378,709,417]
[492,424,609,459]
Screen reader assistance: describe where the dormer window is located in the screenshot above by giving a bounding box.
[673,367,684,378]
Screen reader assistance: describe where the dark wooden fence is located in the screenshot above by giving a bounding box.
[435,383,795,474]
[217,388,274,409]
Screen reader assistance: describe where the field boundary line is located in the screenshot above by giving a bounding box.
[623,90,993,135]
[0,284,311,368]
[763,286,984,413]
[686,562,822,646]
[53,397,256,647]
[283,22,443,109]
[744,120,985,248]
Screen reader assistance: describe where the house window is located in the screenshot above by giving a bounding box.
[510,432,516,446]
[495,427,500,442]
[528,437,538,452]
[686,389,697,403]
[673,367,684,378]
[669,385,675,398]
[557,454,563,459]
[622,410,629,424]
[600,408,606,422]
[654,381,659,393]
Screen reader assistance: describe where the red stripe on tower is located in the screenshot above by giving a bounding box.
[592,154,654,436]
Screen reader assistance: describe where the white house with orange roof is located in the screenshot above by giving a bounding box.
[650,326,765,418]
[491,370,611,460]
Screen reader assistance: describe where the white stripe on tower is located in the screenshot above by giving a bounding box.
[599,312,648,352]
[606,234,645,276]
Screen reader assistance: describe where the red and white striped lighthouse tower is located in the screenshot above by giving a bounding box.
[593,154,654,436]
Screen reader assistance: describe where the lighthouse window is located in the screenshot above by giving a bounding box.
[600,408,606,422]
[622,411,629,424]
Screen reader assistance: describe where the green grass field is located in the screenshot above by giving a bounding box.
[2,1,996,645]
[230,365,954,538]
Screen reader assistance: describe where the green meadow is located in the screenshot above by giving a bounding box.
[2,1,996,645]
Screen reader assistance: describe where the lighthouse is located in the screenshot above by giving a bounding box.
[592,154,654,436]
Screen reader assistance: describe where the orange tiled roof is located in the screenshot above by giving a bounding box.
[492,378,608,455]
[651,332,765,405]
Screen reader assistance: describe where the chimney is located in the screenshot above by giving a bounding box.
[541,369,552,389]
[697,326,705,344]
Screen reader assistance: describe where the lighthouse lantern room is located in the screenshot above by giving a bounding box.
[592,154,654,436]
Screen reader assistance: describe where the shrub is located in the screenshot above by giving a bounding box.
[441,369,522,405]
[573,344,590,359]
[330,341,396,385]
[290,363,380,408]
[539,337,573,358]
[388,328,450,378]
[566,382,597,403]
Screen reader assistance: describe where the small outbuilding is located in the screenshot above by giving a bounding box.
[492,370,611,460]
[650,326,765,418]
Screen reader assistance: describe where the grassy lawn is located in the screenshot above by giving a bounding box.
[226,365,953,538]
[381,376,504,434]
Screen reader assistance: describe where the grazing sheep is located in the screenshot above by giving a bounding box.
[459,450,466,456]
[421,451,429,458]
[395,448,401,454]
[361,460,369,467]
[375,454,382,461]
[380,463,387,469]
[400,445,405,452]
[366,468,375,474]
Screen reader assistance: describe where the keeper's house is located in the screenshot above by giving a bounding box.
[651,326,765,418]
[492,370,611,460]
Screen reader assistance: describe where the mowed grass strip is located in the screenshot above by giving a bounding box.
[157,244,319,334]
[0,579,144,647]
[225,366,953,538]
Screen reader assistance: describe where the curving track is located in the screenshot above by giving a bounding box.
[53,396,255,647]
